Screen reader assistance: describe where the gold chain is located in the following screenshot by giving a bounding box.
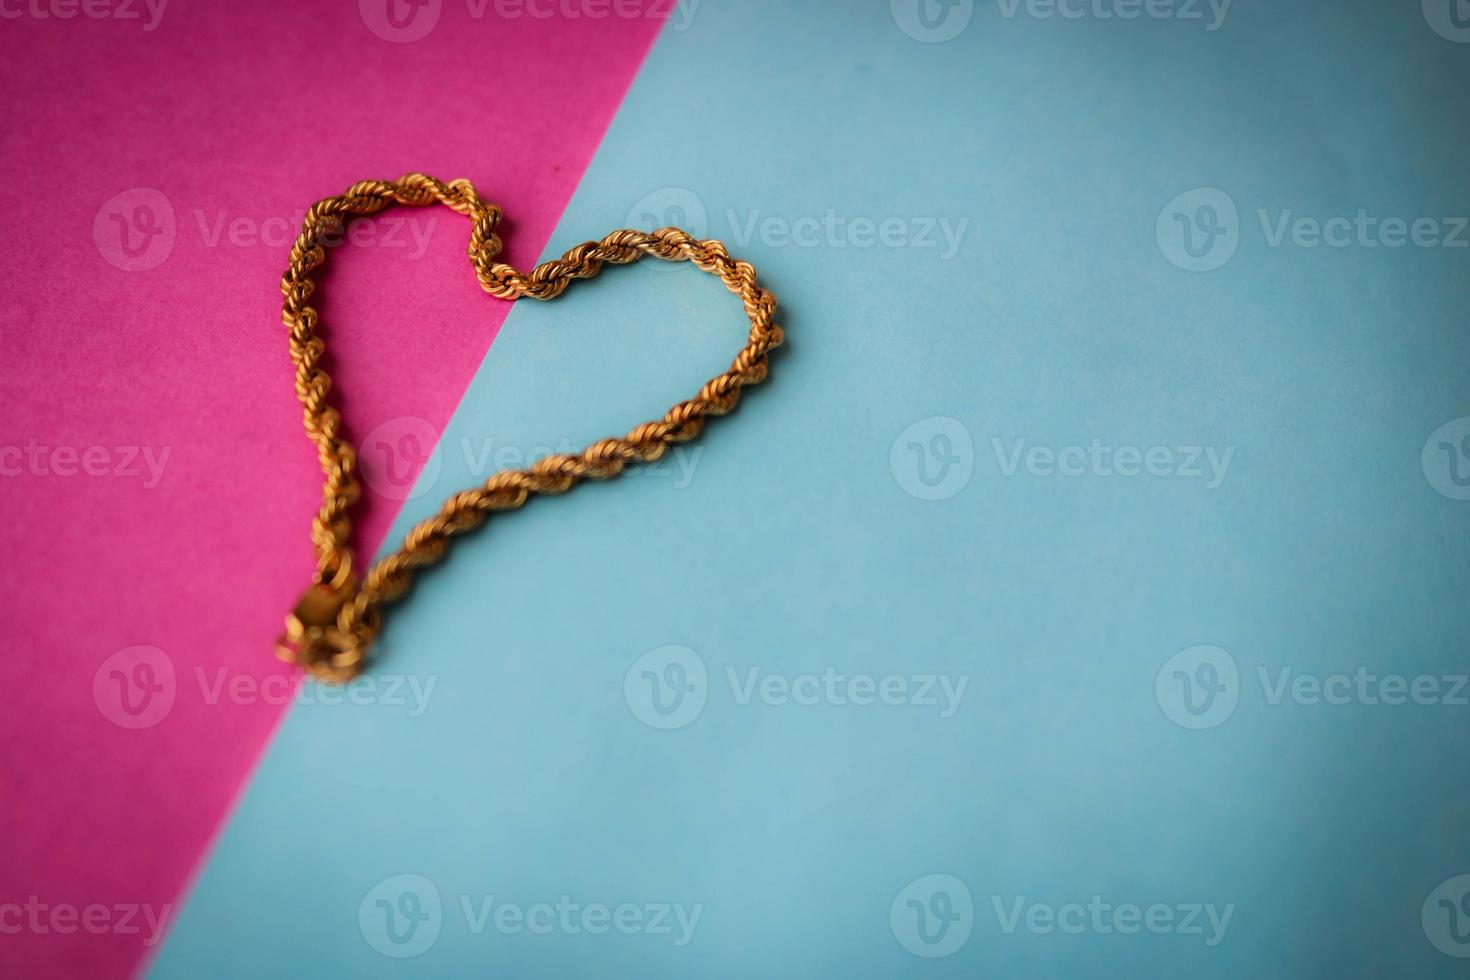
[274,173,784,683]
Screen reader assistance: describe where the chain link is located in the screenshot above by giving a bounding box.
[274,173,784,682]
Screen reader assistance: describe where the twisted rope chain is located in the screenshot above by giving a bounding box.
[275,173,784,682]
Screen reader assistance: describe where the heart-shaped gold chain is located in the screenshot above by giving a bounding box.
[274,173,784,682]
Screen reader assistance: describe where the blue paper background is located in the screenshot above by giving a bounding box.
[152,1,1469,976]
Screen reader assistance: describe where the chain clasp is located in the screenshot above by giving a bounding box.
[274,574,363,683]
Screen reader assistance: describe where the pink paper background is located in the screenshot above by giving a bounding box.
[0,3,662,976]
